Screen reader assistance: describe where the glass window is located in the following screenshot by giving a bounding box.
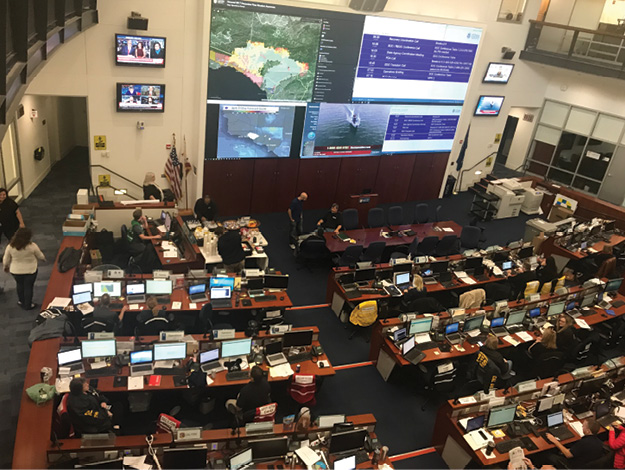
[527,160,548,177]
[498,0,527,23]
[540,101,569,128]
[47,0,57,28]
[572,176,601,194]
[547,167,574,186]
[27,0,37,45]
[551,132,587,172]
[65,0,76,18]
[593,114,625,143]
[529,140,556,164]
[6,3,15,71]
[577,139,614,181]
[565,107,596,135]
[535,125,561,146]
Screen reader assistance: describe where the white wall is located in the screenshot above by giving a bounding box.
[600,0,625,24]
[506,106,540,170]
[569,0,604,28]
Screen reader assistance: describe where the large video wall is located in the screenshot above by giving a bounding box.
[204,0,482,160]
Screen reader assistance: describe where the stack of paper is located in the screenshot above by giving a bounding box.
[503,335,520,347]
[575,318,591,329]
[295,446,321,466]
[454,271,477,285]
[55,377,72,393]
[128,376,144,390]
[123,456,152,470]
[269,363,294,378]
[516,331,533,342]
[48,297,71,309]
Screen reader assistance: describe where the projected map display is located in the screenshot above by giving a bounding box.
[208,7,322,101]
[217,104,297,158]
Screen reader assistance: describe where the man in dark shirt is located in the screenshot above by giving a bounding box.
[480,335,514,379]
[288,192,308,248]
[317,203,343,233]
[87,294,127,332]
[546,418,605,468]
[66,378,114,434]
[194,195,218,223]
[226,366,271,421]
[216,226,246,273]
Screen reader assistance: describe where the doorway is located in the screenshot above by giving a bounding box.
[0,122,23,200]
[496,115,519,166]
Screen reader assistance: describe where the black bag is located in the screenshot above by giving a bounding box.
[57,247,82,273]
[162,189,176,203]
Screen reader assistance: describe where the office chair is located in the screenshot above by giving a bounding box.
[91,263,123,273]
[523,280,540,297]
[367,208,385,228]
[459,226,481,250]
[435,205,442,223]
[458,289,485,309]
[53,394,75,439]
[136,317,171,336]
[407,237,419,258]
[296,239,329,271]
[390,237,417,260]
[342,208,359,231]
[417,236,438,256]
[435,235,458,256]
[332,245,363,268]
[539,281,553,295]
[361,241,386,264]
[414,203,429,224]
[82,320,110,334]
[535,350,566,379]
[420,360,458,410]
[287,374,318,407]
[387,206,403,226]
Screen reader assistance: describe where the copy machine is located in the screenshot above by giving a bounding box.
[487,178,526,219]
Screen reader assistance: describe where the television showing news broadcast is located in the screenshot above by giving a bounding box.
[483,62,514,83]
[115,34,166,67]
[474,96,504,116]
[117,83,165,112]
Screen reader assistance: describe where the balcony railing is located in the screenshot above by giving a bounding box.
[522,20,625,78]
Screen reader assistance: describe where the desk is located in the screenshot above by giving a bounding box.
[42,236,84,310]
[147,216,204,273]
[323,221,462,253]
[540,233,625,261]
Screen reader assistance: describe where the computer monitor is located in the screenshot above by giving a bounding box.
[264,274,289,289]
[506,310,526,326]
[517,246,534,259]
[188,283,206,295]
[590,225,601,237]
[72,291,92,305]
[606,278,623,293]
[199,348,220,364]
[210,277,235,289]
[154,342,187,361]
[145,279,173,295]
[394,271,411,286]
[529,307,541,318]
[445,322,459,335]
[210,286,232,299]
[401,336,415,355]
[501,260,513,270]
[93,281,122,297]
[466,415,486,432]
[81,340,117,358]
[221,338,252,358]
[546,301,565,317]
[595,401,611,419]
[394,328,407,342]
[605,221,615,232]
[264,340,283,355]
[130,349,153,364]
[126,282,145,295]
[376,270,393,281]
[408,317,432,335]
[249,436,289,459]
[430,261,449,274]
[546,411,564,428]
[580,295,596,308]
[329,428,368,454]
[578,376,605,396]
[463,315,485,332]
[392,263,412,273]
[73,283,93,294]
[229,448,252,470]
[283,329,314,348]
[58,348,82,366]
[487,404,517,428]
[354,268,376,282]
[334,455,356,470]
[247,277,264,290]
[162,448,207,470]
[580,241,588,250]
[492,252,508,262]
[491,316,505,328]
[465,257,483,270]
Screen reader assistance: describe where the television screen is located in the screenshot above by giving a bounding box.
[482,62,514,83]
[115,34,166,67]
[117,83,165,112]
[474,96,504,116]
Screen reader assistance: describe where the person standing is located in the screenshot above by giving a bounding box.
[194,195,218,223]
[3,228,45,309]
[215,226,246,273]
[288,192,308,249]
[0,188,25,243]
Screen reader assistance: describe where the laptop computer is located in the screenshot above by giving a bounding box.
[265,339,288,367]
[473,265,489,282]
[247,277,265,298]
[545,411,575,441]
[129,350,154,376]
[505,310,526,334]
[393,272,411,290]
[401,337,426,365]
[211,286,233,309]
[188,283,208,302]
[126,282,146,304]
[445,322,462,345]
[595,401,622,428]
[58,347,85,374]
[200,348,223,373]
[438,271,455,288]
[490,316,508,337]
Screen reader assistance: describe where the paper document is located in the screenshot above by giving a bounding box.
[454,271,468,278]
[295,446,320,466]
[120,200,160,205]
[189,303,197,309]
[576,318,591,329]
[77,303,94,315]
[90,361,108,369]
[492,267,503,276]
[128,376,144,391]
[129,304,140,310]
[570,421,584,437]
[503,335,520,347]
[458,396,477,405]
[163,251,178,258]
[123,456,147,469]
[269,363,294,378]
[442,227,454,232]
[462,277,477,285]
[468,329,481,338]
[516,331,533,342]
[55,377,71,393]
[171,302,182,310]
[538,396,554,412]
[48,297,71,309]
[205,375,214,386]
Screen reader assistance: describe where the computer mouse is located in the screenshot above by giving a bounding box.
[280,296,284,301]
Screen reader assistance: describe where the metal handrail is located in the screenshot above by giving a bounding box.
[528,20,625,41]
[90,164,143,190]
[89,165,143,201]
[456,151,497,192]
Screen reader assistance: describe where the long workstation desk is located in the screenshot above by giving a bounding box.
[430,356,625,468]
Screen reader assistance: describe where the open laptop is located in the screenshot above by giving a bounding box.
[211,286,233,309]
[438,271,455,289]
[401,336,426,365]
[490,316,508,337]
[188,283,208,302]
[200,347,223,373]
[58,348,85,374]
[393,272,411,290]
[445,322,463,345]
[505,310,526,334]
[126,282,146,304]
[595,401,622,428]
[265,339,288,367]
[247,277,265,298]
[545,411,575,441]
[129,349,154,376]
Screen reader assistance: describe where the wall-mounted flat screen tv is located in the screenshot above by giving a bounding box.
[117,83,165,112]
[115,34,166,67]
[483,62,514,83]
[474,95,504,117]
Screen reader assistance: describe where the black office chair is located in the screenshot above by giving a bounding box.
[361,241,386,264]
[460,226,482,250]
[136,317,171,337]
[420,360,458,410]
[367,208,385,228]
[414,203,429,224]
[82,319,110,334]
[390,237,417,260]
[296,238,330,271]
[332,245,364,268]
[435,205,442,222]
[387,206,403,226]
[417,236,438,256]
[403,296,444,314]
[342,208,359,231]
[435,235,458,257]
[535,350,566,379]
[212,310,234,331]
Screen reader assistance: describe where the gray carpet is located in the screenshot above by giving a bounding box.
[0,147,89,469]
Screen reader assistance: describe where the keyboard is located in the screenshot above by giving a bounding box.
[212,300,233,309]
[345,290,362,299]
[109,302,124,310]
[154,367,185,376]
[359,288,381,295]
[156,296,170,305]
[85,367,117,377]
[467,334,488,344]
[254,295,277,302]
[495,438,523,454]
[549,425,575,441]
[287,351,312,363]
[355,450,370,465]
[416,341,439,351]
[226,370,250,381]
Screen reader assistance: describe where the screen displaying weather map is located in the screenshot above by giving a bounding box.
[217,104,297,158]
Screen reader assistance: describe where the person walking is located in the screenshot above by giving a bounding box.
[3,228,45,309]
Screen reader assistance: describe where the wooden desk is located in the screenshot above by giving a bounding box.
[42,236,84,311]
[323,221,462,253]
[148,216,204,273]
[541,233,625,260]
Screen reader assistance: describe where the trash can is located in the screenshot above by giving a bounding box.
[443,175,456,198]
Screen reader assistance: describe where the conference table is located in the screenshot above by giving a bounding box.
[323,221,462,252]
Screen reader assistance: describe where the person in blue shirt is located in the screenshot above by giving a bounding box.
[287,192,307,249]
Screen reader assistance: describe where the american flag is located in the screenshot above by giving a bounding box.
[165,143,182,201]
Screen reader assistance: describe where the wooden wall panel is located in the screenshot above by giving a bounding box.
[374,154,415,204]
[203,160,254,217]
[334,156,379,209]
[407,153,450,201]
[296,158,342,210]
[250,159,300,214]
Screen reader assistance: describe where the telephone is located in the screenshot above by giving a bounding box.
[311,345,324,357]
[114,353,130,368]
[365,435,380,452]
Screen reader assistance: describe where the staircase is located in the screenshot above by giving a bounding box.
[491,162,525,179]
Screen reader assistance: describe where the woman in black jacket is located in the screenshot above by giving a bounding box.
[66,378,113,434]
[537,256,558,290]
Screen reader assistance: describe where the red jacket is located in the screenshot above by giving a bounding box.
[609,426,625,469]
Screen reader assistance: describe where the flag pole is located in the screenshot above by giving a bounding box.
[183,135,189,210]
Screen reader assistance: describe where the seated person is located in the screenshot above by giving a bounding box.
[507,267,538,299]
[296,227,327,255]
[216,226,246,273]
[226,366,271,421]
[66,378,114,434]
[546,418,605,469]
[84,294,128,333]
[593,244,615,272]
[136,296,172,331]
[142,172,163,201]
[528,328,557,360]
[537,256,559,290]
[608,424,625,469]
[402,274,427,304]
[316,203,342,233]
[127,209,161,254]
[194,195,217,223]
[556,314,578,352]
[562,269,579,288]
[480,335,514,379]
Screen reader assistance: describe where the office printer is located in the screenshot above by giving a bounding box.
[487,178,526,219]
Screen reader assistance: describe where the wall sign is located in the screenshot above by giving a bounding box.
[94,135,107,150]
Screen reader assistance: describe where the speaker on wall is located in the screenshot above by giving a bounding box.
[127,16,149,30]
[349,0,388,12]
